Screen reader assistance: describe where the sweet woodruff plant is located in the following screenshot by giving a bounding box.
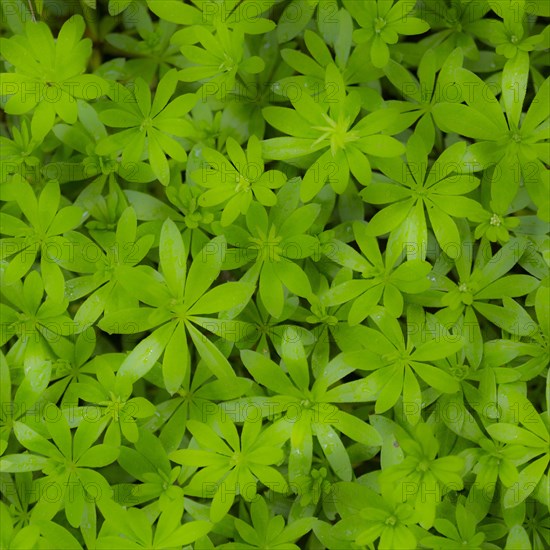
[0,0,549,549]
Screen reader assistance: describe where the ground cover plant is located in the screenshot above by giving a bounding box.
[0,0,549,548]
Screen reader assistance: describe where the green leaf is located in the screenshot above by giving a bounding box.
[374,367,403,413]
[473,297,536,336]
[0,454,50,472]
[412,340,463,361]
[357,135,405,157]
[384,59,421,102]
[289,415,313,482]
[14,421,62,459]
[146,0,201,24]
[475,275,539,300]
[313,422,352,481]
[281,327,309,391]
[487,424,546,448]
[117,322,177,385]
[348,284,384,325]
[44,409,72,458]
[273,260,312,298]
[259,261,284,318]
[432,103,503,140]
[157,522,212,547]
[148,131,170,186]
[163,321,188,395]
[334,410,383,446]
[159,219,187,299]
[186,322,236,379]
[402,365,421,425]
[77,444,119,467]
[522,76,549,135]
[426,203,461,259]
[277,0,317,43]
[502,51,529,127]
[241,349,299,397]
[503,456,549,508]
[115,266,172,307]
[33,520,83,550]
[184,236,226,307]
[188,282,252,315]
[366,199,414,236]
[371,35,390,68]
[411,362,460,393]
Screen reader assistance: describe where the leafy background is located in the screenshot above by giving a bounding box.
[0,0,549,548]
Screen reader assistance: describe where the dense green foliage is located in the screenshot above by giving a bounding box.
[0,0,549,548]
